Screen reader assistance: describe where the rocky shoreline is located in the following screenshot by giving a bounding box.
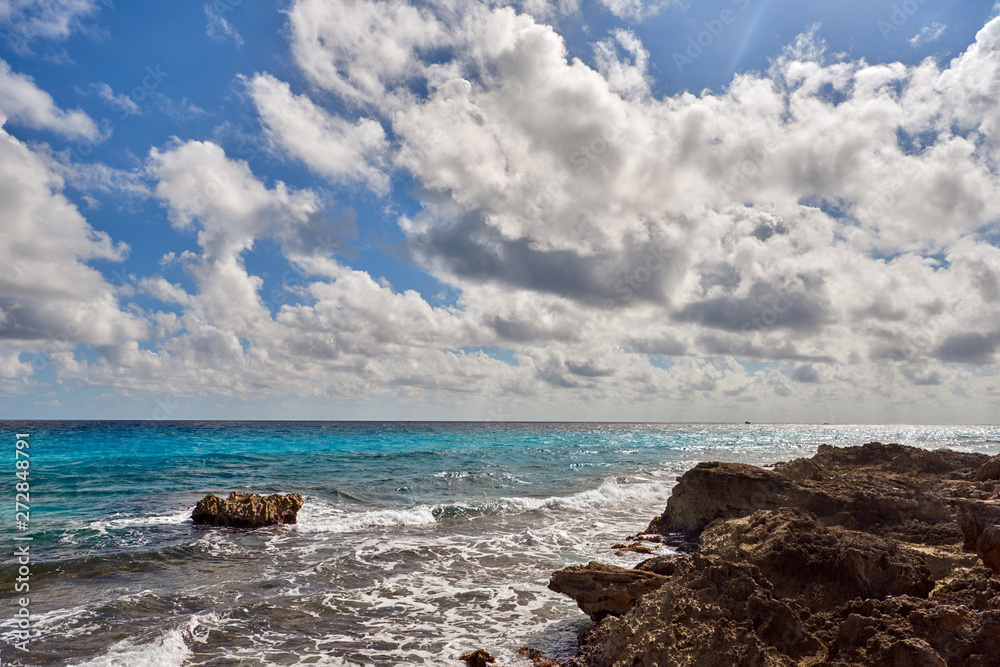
[544,442,1000,666]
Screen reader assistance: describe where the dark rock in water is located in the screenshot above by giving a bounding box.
[458,648,495,666]
[549,442,1000,667]
[192,491,304,528]
[548,561,670,621]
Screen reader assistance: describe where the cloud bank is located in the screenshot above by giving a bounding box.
[3,0,1000,420]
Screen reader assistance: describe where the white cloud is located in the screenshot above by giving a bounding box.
[92,82,140,116]
[593,28,651,98]
[62,139,475,398]
[596,0,670,23]
[42,148,150,198]
[0,121,148,383]
[286,0,445,110]
[204,3,244,47]
[247,73,390,193]
[909,22,947,48]
[0,58,97,138]
[154,94,206,122]
[0,0,99,45]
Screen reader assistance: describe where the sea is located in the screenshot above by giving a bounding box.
[0,421,997,666]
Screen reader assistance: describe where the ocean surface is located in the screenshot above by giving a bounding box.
[0,421,998,666]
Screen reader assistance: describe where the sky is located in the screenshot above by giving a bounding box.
[0,0,999,423]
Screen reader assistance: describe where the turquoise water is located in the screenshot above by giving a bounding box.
[1,421,998,665]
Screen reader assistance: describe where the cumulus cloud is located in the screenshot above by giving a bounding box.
[247,73,390,193]
[54,139,479,398]
[0,58,98,138]
[286,0,445,110]
[593,28,651,98]
[0,120,148,383]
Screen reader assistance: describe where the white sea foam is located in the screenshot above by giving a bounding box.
[66,625,193,667]
[86,507,192,533]
[293,476,670,536]
[64,611,233,666]
[294,501,437,534]
[499,477,671,513]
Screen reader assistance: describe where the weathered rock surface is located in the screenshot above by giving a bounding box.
[645,461,790,534]
[958,500,1000,573]
[701,508,935,605]
[646,442,980,539]
[192,491,304,528]
[548,562,670,621]
[543,442,1000,667]
[973,455,1000,482]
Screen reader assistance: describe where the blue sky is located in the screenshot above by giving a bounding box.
[1,0,999,421]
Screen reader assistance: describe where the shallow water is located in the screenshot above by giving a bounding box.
[1,421,997,665]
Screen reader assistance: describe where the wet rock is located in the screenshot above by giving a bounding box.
[518,646,567,666]
[548,561,670,621]
[610,542,653,554]
[458,649,495,666]
[192,491,304,528]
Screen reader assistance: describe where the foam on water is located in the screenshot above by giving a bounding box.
[498,477,671,513]
[292,475,673,537]
[66,624,194,667]
[86,508,193,533]
[294,501,438,534]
